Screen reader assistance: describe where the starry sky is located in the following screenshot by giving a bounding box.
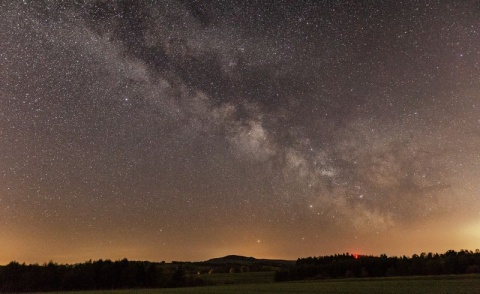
[1,0,480,264]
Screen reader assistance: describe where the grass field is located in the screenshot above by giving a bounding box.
[47,273,480,294]
[200,271,274,285]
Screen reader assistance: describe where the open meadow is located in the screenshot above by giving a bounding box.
[45,273,480,294]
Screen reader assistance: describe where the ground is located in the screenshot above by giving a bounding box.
[45,273,480,294]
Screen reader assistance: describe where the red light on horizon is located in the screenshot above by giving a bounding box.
[354,254,359,259]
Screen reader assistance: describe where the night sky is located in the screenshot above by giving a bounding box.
[1,1,480,264]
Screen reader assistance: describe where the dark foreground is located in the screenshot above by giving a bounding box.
[45,274,480,294]
[3,250,480,292]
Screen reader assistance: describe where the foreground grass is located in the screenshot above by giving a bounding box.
[47,274,480,294]
[200,271,274,285]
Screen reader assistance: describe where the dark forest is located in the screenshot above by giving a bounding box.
[1,250,480,292]
[275,249,480,282]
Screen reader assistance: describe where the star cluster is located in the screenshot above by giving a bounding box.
[1,1,480,263]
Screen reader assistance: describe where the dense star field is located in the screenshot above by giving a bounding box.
[1,1,480,264]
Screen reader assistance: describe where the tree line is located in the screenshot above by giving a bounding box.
[0,259,206,293]
[3,249,480,292]
[275,249,480,281]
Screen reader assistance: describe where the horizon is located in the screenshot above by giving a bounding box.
[2,246,480,266]
[1,2,480,265]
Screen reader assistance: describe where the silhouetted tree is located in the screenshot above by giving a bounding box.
[171,266,186,287]
[277,250,480,282]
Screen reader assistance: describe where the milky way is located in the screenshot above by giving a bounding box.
[1,1,480,263]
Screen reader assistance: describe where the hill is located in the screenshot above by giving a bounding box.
[202,255,295,270]
[206,255,257,264]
